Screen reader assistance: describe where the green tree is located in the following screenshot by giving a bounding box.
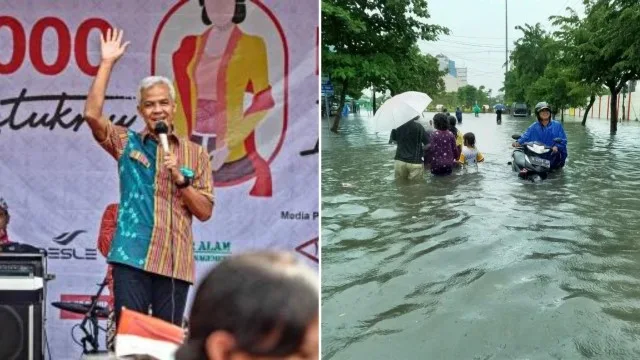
[322,0,448,133]
[386,45,446,97]
[476,85,490,106]
[504,23,558,109]
[550,6,603,126]
[457,85,478,108]
[552,1,640,133]
[430,91,457,110]
[528,59,589,121]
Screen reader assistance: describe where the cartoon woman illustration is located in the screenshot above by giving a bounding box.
[172,0,275,197]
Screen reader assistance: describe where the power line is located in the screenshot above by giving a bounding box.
[542,0,574,32]
[423,42,514,53]
[426,47,506,66]
[468,68,505,74]
[433,43,515,53]
[440,48,513,54]
[433,39,510,49]
[440,34,507,40]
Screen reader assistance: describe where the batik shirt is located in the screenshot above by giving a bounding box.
[97,121,214,283]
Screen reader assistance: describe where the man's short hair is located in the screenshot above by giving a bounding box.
[137,76,176,105]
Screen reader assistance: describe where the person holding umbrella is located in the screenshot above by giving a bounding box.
[389,115,430,180]
[375,91,432,181]
[495,104,505,124]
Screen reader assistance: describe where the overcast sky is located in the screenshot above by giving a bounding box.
[418,0,585,94]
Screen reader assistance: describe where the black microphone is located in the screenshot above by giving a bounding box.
[154,121,169,152]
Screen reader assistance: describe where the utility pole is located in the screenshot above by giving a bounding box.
[505,0,508,73]
[505,0,508,100]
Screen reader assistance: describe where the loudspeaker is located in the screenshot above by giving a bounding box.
[0,252,46,360]
[0,303,43,360]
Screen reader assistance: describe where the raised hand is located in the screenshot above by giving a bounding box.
[100,28,130,64]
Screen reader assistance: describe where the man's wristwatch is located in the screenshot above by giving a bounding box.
[176,167,194,189]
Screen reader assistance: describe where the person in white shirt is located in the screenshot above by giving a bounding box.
[458,132,485,166]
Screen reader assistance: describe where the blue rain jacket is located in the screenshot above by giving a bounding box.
[517,120,568,160]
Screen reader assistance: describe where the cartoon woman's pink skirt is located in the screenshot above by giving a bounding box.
[190,99,272,196]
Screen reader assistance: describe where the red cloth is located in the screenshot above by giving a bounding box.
[0,232,10,245]
[98,204,118,257]
[98,204,118,308]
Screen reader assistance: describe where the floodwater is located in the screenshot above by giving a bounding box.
[321,112,640,359]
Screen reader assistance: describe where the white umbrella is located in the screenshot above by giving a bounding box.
[373,91,432,132]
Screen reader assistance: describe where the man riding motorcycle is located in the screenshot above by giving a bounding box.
[512,102,567,169]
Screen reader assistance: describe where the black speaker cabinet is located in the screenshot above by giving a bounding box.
[0,252,46,360]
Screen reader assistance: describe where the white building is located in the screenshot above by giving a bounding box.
[435,54,456,77]
[436,54,449,72]
[434,54,467,91]
[443,74,459,92]
[456,67,468,87]
[443,74,470,92]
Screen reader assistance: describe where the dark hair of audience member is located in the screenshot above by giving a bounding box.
[447,115,458,136]
[433,113,449,131]
[174,252,318,360]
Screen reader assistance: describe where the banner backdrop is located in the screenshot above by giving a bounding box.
[0,0,318,357]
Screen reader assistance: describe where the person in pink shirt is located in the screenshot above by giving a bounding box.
[0,198,11,245]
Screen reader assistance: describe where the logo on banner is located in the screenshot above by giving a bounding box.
[48,230,97,261]
[58,294,110,320]
[194,241,232,262]
[151,0,289,197]
[52,230,87,246]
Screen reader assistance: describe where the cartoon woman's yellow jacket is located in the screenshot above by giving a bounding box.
[172,26,275,196]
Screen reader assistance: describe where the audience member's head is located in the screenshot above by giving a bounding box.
[433,113,449,131]
[0,197,9,233]
[448,115,457,130]
[175,251,319,360]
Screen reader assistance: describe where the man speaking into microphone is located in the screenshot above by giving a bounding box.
[82,28,214,327]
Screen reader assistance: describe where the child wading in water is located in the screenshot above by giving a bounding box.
[458,132,485,167]
[428,113,458,176]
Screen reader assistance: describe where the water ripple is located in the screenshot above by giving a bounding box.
[322,114,640,359]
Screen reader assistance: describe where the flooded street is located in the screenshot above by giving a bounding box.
[321,112,640,359]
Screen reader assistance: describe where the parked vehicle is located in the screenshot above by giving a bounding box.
[511,102,529,117]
